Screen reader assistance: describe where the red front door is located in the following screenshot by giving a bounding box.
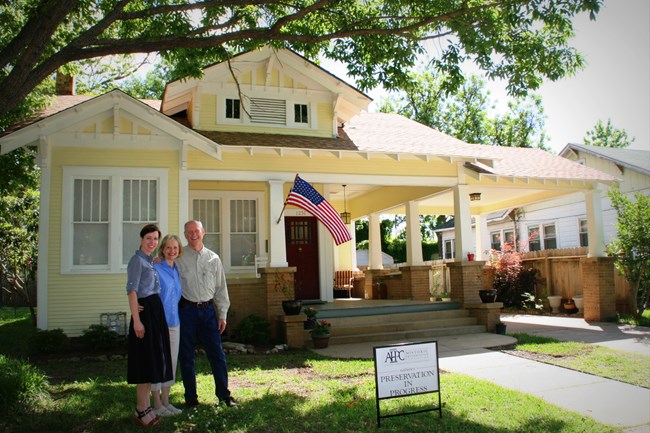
[285,217,320,300]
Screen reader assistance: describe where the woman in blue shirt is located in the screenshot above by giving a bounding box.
[126,224,173,427]
[151,234,184,416]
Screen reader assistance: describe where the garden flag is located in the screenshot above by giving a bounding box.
[285,175,352,245]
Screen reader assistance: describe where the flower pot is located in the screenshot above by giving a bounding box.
[479,289,497,303]
[311,334,330,349]
[547,295,562,314]
[573,295,584,313]
[304,317,317,329]
[467,253,475,261]
[495,323,507,335]
[282,300,302,315]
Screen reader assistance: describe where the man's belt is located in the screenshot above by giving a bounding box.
[180,297,213,308]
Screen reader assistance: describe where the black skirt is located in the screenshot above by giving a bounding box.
[127,294,173,384]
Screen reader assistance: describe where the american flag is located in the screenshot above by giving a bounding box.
[286,176,352,245]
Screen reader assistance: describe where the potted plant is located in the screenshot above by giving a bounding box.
[440,291,452,301]
[274,271,302,315]
[303,307,318,329]
[310,319,332,348]
[495,322,507,335]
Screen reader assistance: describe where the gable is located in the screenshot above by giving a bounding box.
[0,90,220,159]
[161,46,371,137]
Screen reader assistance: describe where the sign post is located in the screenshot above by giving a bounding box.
[373,341,442,427]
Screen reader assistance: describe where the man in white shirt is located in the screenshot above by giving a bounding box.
[176,220,237,408]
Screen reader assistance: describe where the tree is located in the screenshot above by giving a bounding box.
[606,187,650,316]
[0,190,39,324]
[379,71,548,148]
[583,119,635,148]
[1,0,602,125]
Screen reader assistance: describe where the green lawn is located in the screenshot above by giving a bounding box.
[0,307,640,432]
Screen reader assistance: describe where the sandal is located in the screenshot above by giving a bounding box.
[132,406,161,427]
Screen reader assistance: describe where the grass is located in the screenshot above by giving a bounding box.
[0,307,643,433]
[511,333,650,388]
[616,308,650,327]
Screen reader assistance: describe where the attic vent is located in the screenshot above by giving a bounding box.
[250,98,286,125]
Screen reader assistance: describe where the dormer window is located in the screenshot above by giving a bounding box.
[294,104,308,124]
[226,98,240,119]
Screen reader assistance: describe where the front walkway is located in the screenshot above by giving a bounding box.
[312,314,650,433]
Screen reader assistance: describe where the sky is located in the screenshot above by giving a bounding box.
[322,0,650,154]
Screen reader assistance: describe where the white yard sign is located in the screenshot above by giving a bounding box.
[374,341,439,399]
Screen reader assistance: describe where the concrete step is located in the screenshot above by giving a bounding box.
[331,316,479,337]
[303,305,486,346]
[328,324,487,345]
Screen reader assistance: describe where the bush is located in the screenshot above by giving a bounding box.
[231,315,271,345]
[78,324,119,351]
[489,244,541,308]
[29,328,69,355]
[0,355,49,417]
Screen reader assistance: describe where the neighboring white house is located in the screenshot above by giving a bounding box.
[436,143,650,258]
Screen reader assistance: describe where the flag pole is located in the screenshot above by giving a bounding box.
[276,173,299,224]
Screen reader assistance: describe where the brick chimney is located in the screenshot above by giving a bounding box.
[55,73,76,95]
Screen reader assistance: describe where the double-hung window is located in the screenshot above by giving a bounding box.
[190,191,265,273]
[62,167,168,273]
[543,224,557,250]
[579,219,588,247]
[444,239,455,259]
[490,232,501,250]
[528,226,541,251]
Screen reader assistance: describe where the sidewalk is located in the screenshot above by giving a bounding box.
[313,314,650,433]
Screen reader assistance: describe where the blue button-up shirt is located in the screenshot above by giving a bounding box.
[126,250,161,298]
[153,260,182,327]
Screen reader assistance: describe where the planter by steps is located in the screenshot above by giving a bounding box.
[282,300,302,315]
[479,289,497,303]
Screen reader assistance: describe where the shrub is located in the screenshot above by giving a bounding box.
[231,315,271,345]
[488,244,541,308]
[29,328,69,355]
[78,324,119,351]
[0,355,49,417]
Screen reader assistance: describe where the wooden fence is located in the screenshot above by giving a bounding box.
[426,249,631,313]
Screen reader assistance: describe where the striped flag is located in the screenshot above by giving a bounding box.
[286,176,352,245]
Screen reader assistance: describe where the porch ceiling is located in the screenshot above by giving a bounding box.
[328,183,580,218]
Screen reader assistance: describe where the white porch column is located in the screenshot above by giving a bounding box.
[349,221,359,270]
[584,186,607,257]
[369,212,384,269]
[406,200,424,265]
[268,180,289,267]
[453,184,473,261]
[475,213,489,260]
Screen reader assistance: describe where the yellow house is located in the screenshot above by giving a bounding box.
[0,47,619,338]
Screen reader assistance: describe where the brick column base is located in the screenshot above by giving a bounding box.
[277,315,307,348]
[399,266,432,301]
[580,257,616,322]
[466,302,503,333]
[447,261,485,306]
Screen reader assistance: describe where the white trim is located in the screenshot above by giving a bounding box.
[61,166,168,274]
[188,190,266,274]
[36,142,51,330]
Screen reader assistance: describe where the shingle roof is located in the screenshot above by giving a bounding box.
[3,95,617,183]
[560,143,650,176]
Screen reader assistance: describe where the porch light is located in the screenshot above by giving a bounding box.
[340,184,351,224]
[469,192,481,201]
